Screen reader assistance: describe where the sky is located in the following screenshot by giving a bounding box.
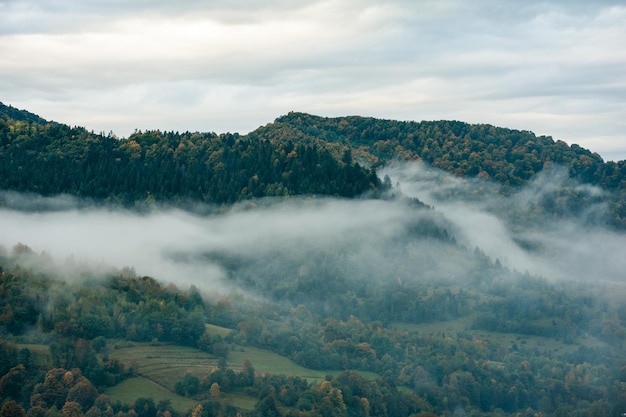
[1,0,625,160]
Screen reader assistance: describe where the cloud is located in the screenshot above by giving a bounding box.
[0,0,624,159]
[2,159,625,303]
[381,162,626,282]
[0,196,419,293]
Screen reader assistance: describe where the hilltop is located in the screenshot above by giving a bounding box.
[1,102,625,227]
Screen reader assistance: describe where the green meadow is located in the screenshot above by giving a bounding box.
[106,324,379,413]
[104,376,199,414]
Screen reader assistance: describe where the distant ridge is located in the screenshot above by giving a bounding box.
[0,103,381,206]
[250,111,618,185]
[0,101,49,125]
[0,102,624,227]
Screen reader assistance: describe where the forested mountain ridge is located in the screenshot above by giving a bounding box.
[0,102,47,125]
[250,112,626,227]
[0,103,381,207]
[2,102,625,226]
[257,112,611,183]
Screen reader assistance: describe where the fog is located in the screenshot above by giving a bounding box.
[1,163,625,298]
[0,195,424,293]
[381,162,626,282]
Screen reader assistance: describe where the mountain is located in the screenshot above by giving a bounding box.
[250,112,626,228]
[0,103,381,207]
[1,102,624,227]
[2,102,626,417]
[252,111,626,196]
[253,112,608,183]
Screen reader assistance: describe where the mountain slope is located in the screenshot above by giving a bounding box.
[2,102,626,417]
[0,104,380,206]
[252,111,621,186]
[250,112,626,227]
[1,103,624,226]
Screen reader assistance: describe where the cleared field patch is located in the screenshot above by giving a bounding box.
[104,376,198,414]
[394,318,607,355]
[228,346,378,384]
[223,391,257,411]
[108,341,379,410]
[109,344,218,391]
[16,343,52,368]
[110,342,378,384]
[205,323,234,338]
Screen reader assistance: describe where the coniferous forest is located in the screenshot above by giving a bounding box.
[1,102,625,417]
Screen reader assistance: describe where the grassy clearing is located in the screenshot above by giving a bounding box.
[104,376,199,414]
[222,392,257,411]
[109,343,218,391]
[109,342,379,393]
[205,323,234,338]
[16,344,52,368]
[228,346,378,383]
[394,317,607,356]
[108,341,379,411]
[227,346,324,377]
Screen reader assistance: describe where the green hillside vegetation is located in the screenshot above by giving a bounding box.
[1,103,626,416]
[0,104,381,208]
[106,341,348,388]
[105,377,200,414]
[1,238,626,416]
[251,112,626,228]
[2,102,626,227]
[104,341,377,411]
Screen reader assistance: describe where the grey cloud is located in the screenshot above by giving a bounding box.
[1,0,624,159]
[0,196,418,293]
[2,159,625,302]
[0,0,318,34]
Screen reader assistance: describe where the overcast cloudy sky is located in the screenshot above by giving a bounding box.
[1,0,625,160]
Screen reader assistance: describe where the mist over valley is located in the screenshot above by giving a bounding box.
[2,161,624,296]
[1,104,625,417]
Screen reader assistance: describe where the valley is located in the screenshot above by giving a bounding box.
[0,103,625,417]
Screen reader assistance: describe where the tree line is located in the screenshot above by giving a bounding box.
[254,112,626,228]
[2,102,625,227]
[0,106,381,207]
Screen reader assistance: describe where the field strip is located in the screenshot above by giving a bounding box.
[104,376,199,414]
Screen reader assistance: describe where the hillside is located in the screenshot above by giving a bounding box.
[0,103,381,207]
[249,112,626,227]
[1,102,626,417]
[1,238,626,417]
[1,103,625,227]
[0,102,48,125]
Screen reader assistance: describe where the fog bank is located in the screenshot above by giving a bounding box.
[382,162,626,282]
[1,163,624,295]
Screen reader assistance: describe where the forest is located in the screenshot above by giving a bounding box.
[0,106,380,207]
[0,102,625,417]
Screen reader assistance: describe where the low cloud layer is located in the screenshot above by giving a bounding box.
[0,196,419,293]
[1,0,624,160]
[1,163,625,299]
[382,162,626,282]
